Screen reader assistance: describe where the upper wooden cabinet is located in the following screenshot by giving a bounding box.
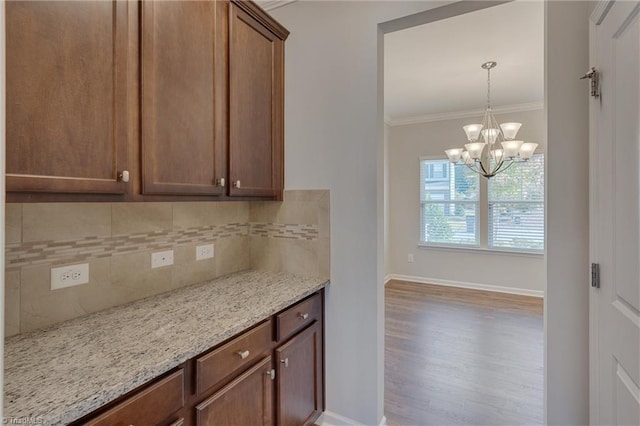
[141,0,226,196]
[6,0,288,201]
[6,1,136,194]
[228,3,285,198]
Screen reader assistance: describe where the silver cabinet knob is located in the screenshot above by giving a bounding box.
[236,350,250,360]
[216,177,225,187]
[298,313,309,320]
[281,357,289,368]
[118,170,130,183]
[266,369,275,380]
[233,180,241,188]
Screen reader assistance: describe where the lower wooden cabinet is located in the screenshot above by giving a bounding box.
[77,291,324,426]
[196,356,274,426]
[276,323,323,426]
[83,369,185,426]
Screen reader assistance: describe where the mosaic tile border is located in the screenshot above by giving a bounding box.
[5,223,318,271]
[250,223,318,240]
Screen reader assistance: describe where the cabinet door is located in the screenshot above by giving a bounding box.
[228,4,284,198]
[141,0,226,195]
[196,356,274,426]
[6,1,134,194]
[276,323,323,426]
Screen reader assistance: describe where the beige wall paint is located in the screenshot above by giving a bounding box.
[387,109,546,293]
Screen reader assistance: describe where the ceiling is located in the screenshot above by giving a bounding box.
[384,1,544,124]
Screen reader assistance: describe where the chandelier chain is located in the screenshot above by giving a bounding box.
[486,67,491,110]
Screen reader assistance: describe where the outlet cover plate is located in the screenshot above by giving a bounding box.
[196,243,214,261]
[151,250,174,268]
[51,263,89,290]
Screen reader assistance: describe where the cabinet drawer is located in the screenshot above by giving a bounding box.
[196,320,273,396]
[84,369,184,426]
[276,293,321,342]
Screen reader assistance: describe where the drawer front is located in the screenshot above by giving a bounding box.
[276,293,321,342]
[85,369,184,426]
[196,319,273,396]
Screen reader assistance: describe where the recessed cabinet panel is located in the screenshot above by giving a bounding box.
[276,323,323,426]
[6,0,133,194]
[141,0,226,195]
[196,356,274,426]
[229,4,284,198]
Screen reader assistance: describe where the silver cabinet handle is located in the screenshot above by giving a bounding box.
[118,170,130,183]
[236,350,250,360]
[216,177,225,187]
[266,369,275,380]
[281,357,289,368]
[298,313,309,320]
[233,180,241,188]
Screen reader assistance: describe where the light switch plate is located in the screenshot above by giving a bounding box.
[51,263,89,290]
[196,243,214,261]
[151,250,174,268]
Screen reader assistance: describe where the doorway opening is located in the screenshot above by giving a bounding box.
[382,1,545,424]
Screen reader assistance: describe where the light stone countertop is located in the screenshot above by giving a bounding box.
[4,270,328,425]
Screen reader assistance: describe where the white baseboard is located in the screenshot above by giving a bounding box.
[315,411,387,426]
[386,274,544,298]
[384,274,392,284]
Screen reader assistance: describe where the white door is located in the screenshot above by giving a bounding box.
[590,1,640,425]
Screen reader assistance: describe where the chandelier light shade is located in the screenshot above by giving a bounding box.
[444,61,538,179]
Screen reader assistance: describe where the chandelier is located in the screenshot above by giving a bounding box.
[444,61,538,179]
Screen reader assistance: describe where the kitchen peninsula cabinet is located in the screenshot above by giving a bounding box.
[6,0,288,201]
[6,0,136,195]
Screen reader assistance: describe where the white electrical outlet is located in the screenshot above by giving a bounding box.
[151,250,174,268]
[196,243,214,261]
[51,263,89,290]
[408,253,415,263]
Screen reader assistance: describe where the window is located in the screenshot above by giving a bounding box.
[489,154,544,250]
[420,154,545,252]
[420,159,479,246]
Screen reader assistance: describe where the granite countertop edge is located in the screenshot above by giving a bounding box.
[4,270,329,426]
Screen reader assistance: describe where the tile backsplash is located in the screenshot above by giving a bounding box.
[4,190,330,337]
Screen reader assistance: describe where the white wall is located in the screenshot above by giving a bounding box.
[1,0,6,418]
[273,1,592,424]
[387,110,546,295]
[272,2,452,423]
[544,1,592,424]
[383,123,390,278]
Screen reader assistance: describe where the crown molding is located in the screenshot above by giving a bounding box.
[385,101,544,127]
[259,0,298,11]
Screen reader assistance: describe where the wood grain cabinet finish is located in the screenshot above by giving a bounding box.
[196,320,273,396]
[196,356,274,426]
[83,369,184,426]
[140,0,227,196]
[6,0,135,194]
[276,293,321,342]
[276,322,323,426]
[228,3,285,198]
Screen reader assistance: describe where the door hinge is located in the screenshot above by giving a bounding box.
[580,67,600,98]
[591,262,600,288]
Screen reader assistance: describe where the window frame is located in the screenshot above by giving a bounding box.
[418,154,545,255]
[419,156,480,248]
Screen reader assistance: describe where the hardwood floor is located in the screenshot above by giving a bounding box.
[385,280,543,426]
